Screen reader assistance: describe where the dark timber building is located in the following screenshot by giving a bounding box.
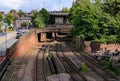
[37,11,73,42]
[49,11,69,25]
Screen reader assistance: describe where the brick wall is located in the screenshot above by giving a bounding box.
[72,38,120,53]
[6,30,37,58]
[90,42,120,53]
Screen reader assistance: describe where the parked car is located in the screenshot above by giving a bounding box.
[16,32,23,39]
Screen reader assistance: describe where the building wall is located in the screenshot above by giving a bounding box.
[49,13,69,25]
[55,17,63,24]
[14,16,31,28]
[15,19,31,28]
[0,12,4,17]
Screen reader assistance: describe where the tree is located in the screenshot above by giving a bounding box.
[18,10,24,17]
[69,0,100,40]
[0,14,3,22]
[0,14,3,32]
[69,0,120,43]
[5,13,14,26]
[21,21,29,28]
[31,12,44,28]
[39,8,50,25]
[115,14,120,43]
[61,7,70,13]
[10,9,16,13]
[102,1,120,16]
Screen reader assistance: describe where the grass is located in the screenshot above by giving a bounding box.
[81,62,90,73]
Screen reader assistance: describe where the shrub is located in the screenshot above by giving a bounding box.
[101,57,120,75]
[81,62,89,73]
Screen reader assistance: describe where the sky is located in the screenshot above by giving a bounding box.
[0,0,73,13]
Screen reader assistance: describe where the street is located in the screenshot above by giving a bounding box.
[0,31,18,56]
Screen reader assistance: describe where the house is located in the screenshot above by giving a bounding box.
[15,16,31,28]
[0,11,5,17]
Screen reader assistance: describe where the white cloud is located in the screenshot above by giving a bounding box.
[0,0,28,9]
[0,0,72,13]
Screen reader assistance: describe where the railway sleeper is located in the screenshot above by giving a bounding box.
[47,57,57,74]
[52,53,66,73]
[68,56,82,70]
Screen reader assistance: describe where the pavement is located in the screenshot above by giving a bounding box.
[0,31,18,56]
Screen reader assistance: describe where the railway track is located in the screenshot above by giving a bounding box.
[1,47,35,81]
[83,54,117,79]
[56,43,88,81]
[35,41,118,81]
[36,43,52,81]
[71,48,118,81]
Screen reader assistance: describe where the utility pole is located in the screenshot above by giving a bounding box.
[73,0,76,6]
[58,0,60,11]
[73,0,75,5]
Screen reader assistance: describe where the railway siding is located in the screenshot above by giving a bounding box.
[1,45,39,81]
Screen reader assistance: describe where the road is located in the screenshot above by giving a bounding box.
[0,31,18,56]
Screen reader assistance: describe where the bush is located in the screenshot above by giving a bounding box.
[8,26,15,31]
[92,38,106,43]
[47,54,53,59]
[81,63,90,73]
[93,35,117,44]
[101,58,120,75]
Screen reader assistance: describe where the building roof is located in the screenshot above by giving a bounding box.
[0,11,4,16]
[16,16,31,20]
[49,11,69,16]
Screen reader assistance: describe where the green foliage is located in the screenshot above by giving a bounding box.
[31,11,45,28]
[102,0,120,16]
[81,62,89,73]
[0,23,3,32]
[31,8,49,28]
[5,13,14,26]
[10,9,16,13]
[47,54,53,59]
[101,57,120,75]
[21,21,29,27]
[92,35,117,43]
[101,58,112,69]
[72,41,80,49]
[39,8,50,25]
[69,0,120,43]
[18,10,24,17]
[8,26,15,30]
[93,38,107,43]
[70,0,100,40]
[0,14,3,22]
[61,7,70,13]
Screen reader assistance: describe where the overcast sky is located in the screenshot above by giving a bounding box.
[0,0,73,13]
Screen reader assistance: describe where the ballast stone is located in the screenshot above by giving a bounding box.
[47,73,71,81]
